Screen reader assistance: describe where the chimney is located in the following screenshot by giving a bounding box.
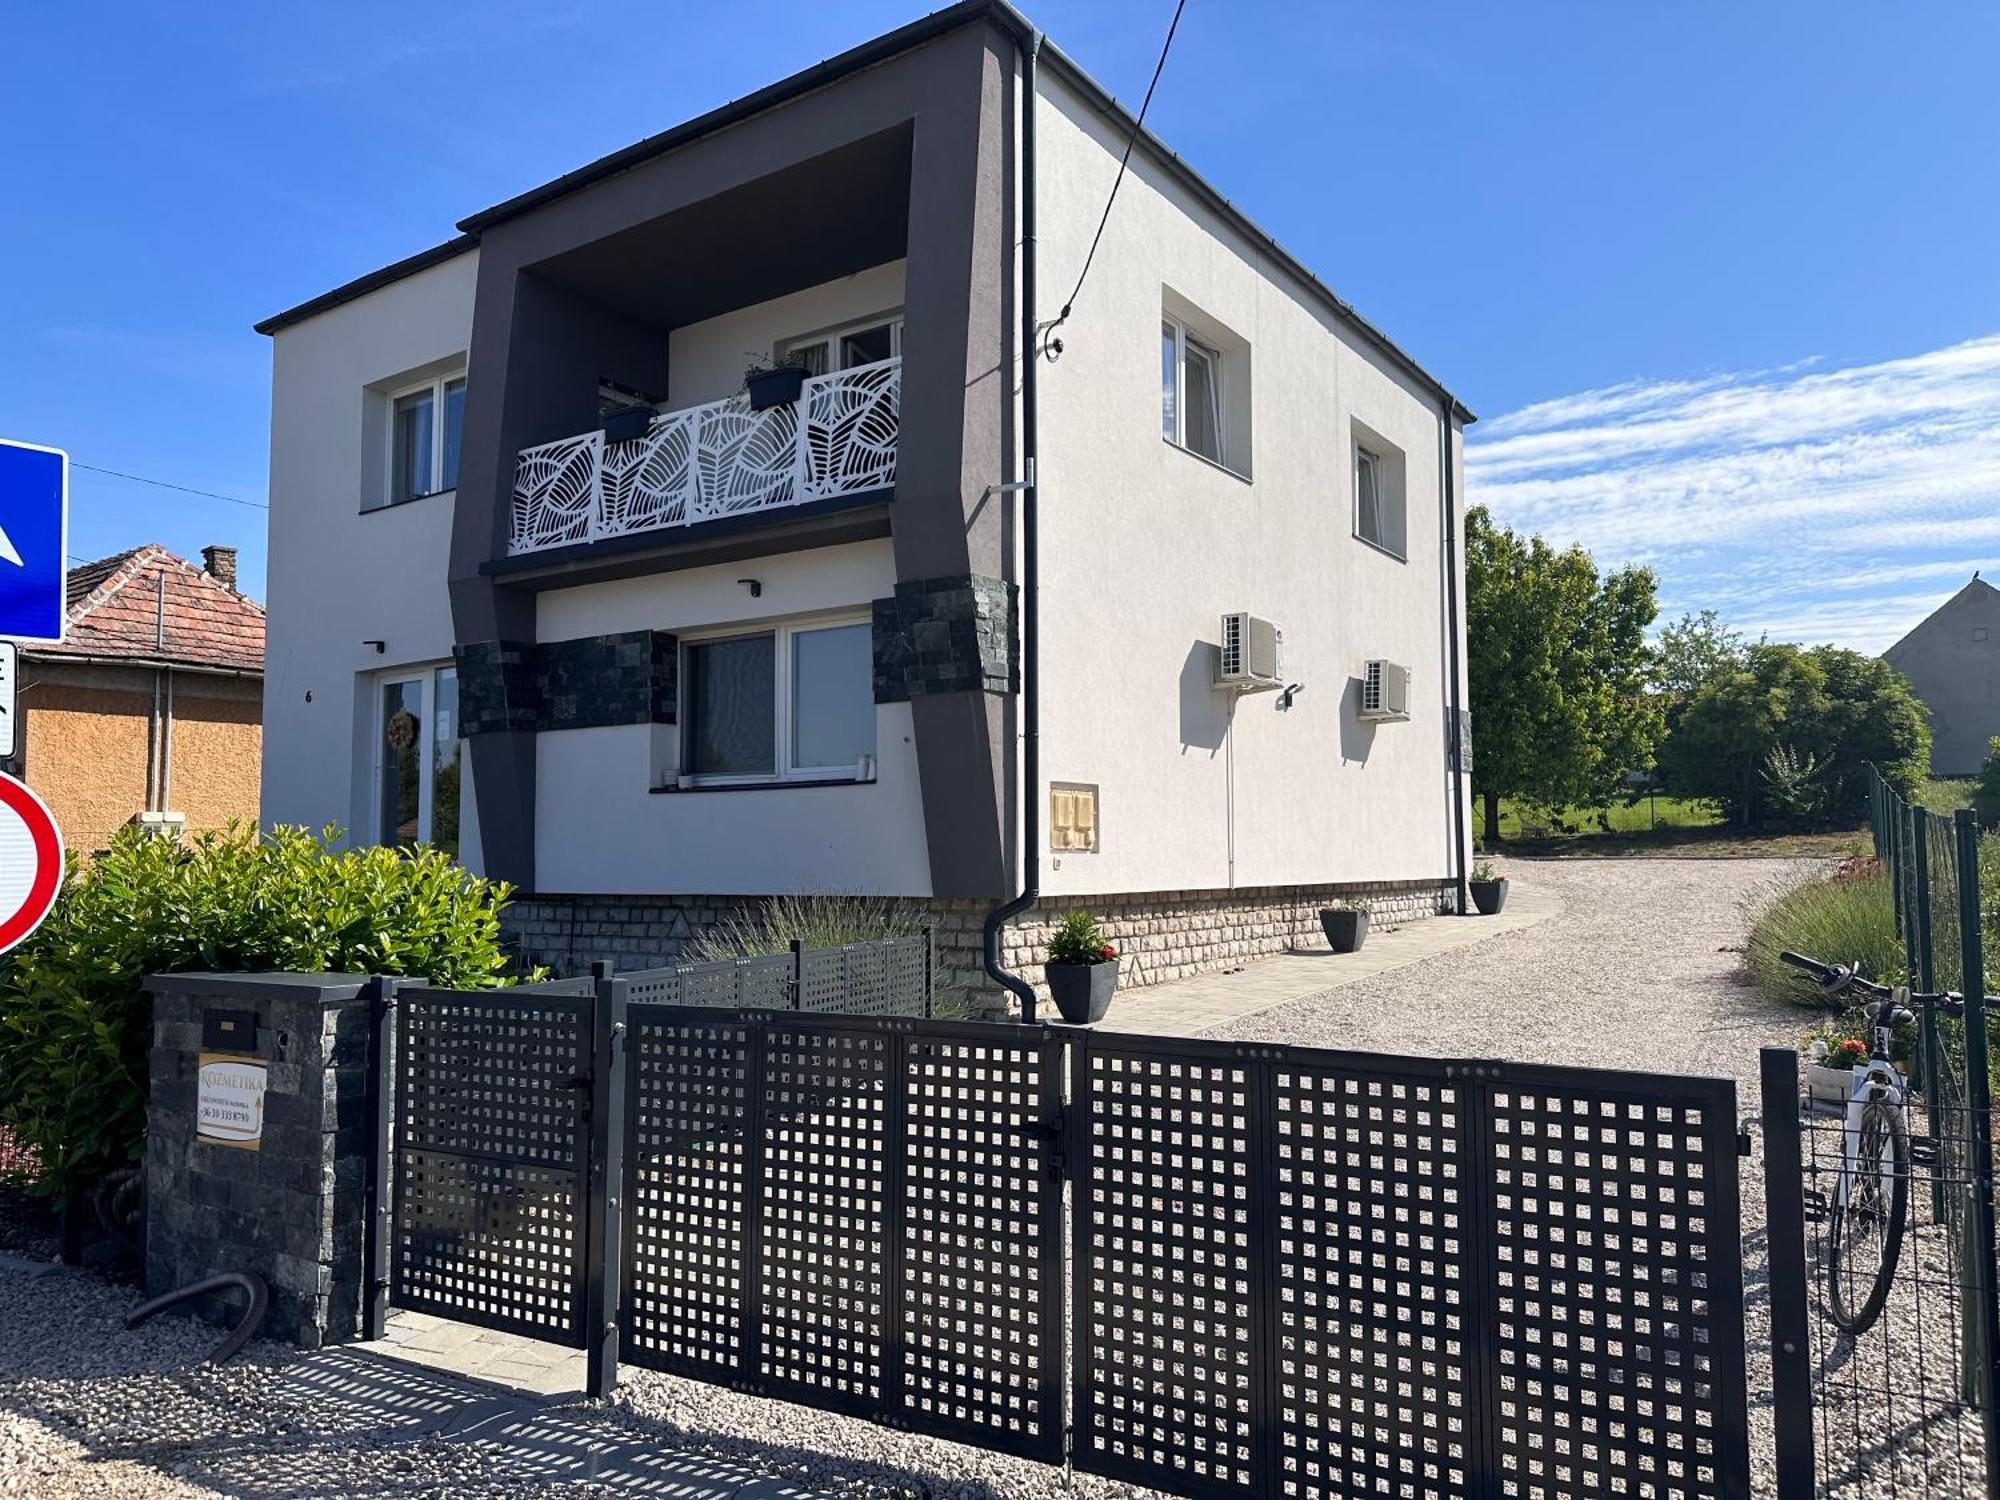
[201,545,238,590]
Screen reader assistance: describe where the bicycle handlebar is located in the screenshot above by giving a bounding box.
[1778,949,1995,1014]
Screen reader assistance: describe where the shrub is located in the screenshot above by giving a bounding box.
[1047,911,1116,966]
[1760,744,1830,824]
[687,892,922,963]
[1742,863,1904,1006]
[1974,738,2000,829]
[0,823,521,1201]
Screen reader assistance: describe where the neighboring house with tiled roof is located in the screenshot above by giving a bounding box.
[7,544,264,854]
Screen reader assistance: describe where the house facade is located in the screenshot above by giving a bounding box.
[257,0,1474,1010]
[10,546,263,856]
[1883,575,2000,777]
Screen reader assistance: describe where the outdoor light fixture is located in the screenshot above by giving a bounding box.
[1277,682,1306,711]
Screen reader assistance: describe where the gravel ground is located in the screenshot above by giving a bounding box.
[8,855,1967,1499]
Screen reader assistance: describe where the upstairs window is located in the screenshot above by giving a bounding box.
[389,374,466,504]
[1162,316,1224,466]
[1352,427,1408,559]
[779,315,903,377]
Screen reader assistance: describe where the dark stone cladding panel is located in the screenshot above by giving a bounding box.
[872,574,1017,702]
[457,631,676,735]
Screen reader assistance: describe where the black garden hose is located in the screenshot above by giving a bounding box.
[125,1271,269,1365]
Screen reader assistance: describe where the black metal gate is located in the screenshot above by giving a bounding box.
[369,977,599,1348]
[1069,1032,1752,1500]
[619,1005,1067,1460]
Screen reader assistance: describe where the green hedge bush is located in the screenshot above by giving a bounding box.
[0,823,522,1201]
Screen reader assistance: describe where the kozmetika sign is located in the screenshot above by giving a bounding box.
[196,1053,268,1149]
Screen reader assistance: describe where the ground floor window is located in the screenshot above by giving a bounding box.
[681,617,874,784]
[377,665,460,858]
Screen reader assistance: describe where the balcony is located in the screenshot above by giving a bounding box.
[508,356,901,556]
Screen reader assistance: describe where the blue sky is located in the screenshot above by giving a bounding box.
[3,2,1996,650]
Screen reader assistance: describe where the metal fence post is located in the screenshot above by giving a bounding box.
[1889,785,1905,937]
[789,938,804,1012]
[1953,811,2000,1498]
[1760,1045,1816,1500]
[363,975,400,1342]
[1913,804,1936,994]
[922,925,935,1019]
[584,960,628,1399]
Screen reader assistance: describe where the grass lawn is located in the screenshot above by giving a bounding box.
[1490,796,1869,859]
[1916,777,1976,816]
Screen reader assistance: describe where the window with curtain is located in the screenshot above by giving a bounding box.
[389,373,466,504]
[680,618,877,784]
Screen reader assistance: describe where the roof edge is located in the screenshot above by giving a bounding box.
[254,234,478,337]
[1034,41,1473,423]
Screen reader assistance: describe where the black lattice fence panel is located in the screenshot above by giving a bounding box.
[1071,1034,1750,1500]
[620,1008,1064,1459]
[389,984,593,1345]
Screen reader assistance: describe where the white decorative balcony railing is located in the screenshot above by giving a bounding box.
[508,355,901,556]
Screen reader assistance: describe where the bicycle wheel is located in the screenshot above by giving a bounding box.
[1826,1100,1909,1336]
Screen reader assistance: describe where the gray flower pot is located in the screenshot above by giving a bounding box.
[1319,908,1369,953]
[1046,959,1118,1024]
[746,365,809,411]
[1469,878,1509,915]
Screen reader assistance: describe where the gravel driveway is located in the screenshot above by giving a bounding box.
[1,857,1857,1499]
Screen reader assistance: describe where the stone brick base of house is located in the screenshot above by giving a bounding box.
[504,879,1453,1018]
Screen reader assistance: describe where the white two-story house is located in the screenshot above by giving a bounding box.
[257,0,1476,1013]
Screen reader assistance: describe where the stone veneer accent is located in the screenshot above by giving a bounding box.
[871,575,1017,701]
[503,880,1451,1017]
[457,630,676,736]
[143,973,375,1349]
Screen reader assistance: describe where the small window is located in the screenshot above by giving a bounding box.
[1162,316,1224,466]
[1352,434,1407,559]
[389,374,466,504]
[680,617,877,785]
[1051,782,1100,852]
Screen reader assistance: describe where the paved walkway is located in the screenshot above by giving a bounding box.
[380,1308,585,1395]
[1094,872,1562,1036]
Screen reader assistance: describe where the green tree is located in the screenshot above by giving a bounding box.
[1465,506,1665,844]
[1658,642,1928,825]
[1656,609,1745,699]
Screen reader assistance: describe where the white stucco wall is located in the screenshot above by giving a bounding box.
[532,539,931,895]
[260,249,482,868]
[1031,72,1471,898]
[666,261,906,407]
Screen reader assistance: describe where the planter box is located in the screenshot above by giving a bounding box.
[601,405,654,443]
[1047,960,1117,1024]
[1319,908,1369,953]
[1806,1061,1856,1109]
[746,366,809,411]
[1469,878,1509,916]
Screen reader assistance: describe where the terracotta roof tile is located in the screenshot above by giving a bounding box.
[34,545,264,675]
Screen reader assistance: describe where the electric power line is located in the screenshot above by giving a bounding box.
[70,462,267,510]
[1042,0,1190,360]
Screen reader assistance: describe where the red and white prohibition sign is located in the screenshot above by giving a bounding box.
[0,772,62,954]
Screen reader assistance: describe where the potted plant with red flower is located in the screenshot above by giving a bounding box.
[1805,1033,1871,1109]
[1045,910,1119,1024]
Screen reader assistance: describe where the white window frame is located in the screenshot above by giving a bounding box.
[386,371,466,504]
[1353,442,1406,561]
[1162,315,1225,467]
[777,313,904,376]
[678,612,877,787]
[373,663,460,847]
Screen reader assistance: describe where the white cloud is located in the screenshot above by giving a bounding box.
[1467,334,2000,653]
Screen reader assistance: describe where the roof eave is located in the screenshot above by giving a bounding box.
[254,234,478,337]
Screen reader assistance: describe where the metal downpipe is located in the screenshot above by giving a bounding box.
[983,27,1043,1019]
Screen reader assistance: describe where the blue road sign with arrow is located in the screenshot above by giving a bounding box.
[0,440,68,645]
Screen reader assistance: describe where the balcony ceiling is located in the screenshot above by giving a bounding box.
[530,125,913,331]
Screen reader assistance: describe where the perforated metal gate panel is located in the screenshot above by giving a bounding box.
[390,986,592,1345]
[1071,1035,1749,1500]
[619,1009,1064,1459]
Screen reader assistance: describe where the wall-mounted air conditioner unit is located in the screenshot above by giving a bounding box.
[1216,613,1283,692]
[1360,660,1411,721]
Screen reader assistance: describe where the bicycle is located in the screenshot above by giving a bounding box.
[1781,950,1920,1335]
